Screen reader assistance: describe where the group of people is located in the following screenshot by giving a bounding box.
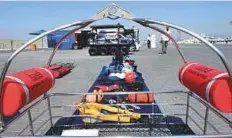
[147,26,171,54]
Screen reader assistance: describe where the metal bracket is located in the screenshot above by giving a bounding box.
[91,3,134,20]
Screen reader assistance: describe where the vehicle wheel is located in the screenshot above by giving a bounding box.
[129,44,136,52]
[72,43,78,50]
[89,47,98,56]
[121,46,129,55]
[78,46,83,49]
[110,47,117,55]
[100,47,108,56]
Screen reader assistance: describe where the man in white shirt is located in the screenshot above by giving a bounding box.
[160,27,171,54]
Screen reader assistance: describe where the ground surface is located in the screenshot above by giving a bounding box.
[1,44,232,136]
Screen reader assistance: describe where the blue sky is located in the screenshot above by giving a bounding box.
[0,1,232,40]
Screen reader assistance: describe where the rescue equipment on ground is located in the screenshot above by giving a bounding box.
[93,84,119,92]
[73,101,141,123]
[125,81,144,91]
[45,63,74,79]
[57,67,71,78]
[125,59,135,65]
[179,62,232,113]
[128,93,154,103]
[125,72,136,83]
[108,99,141,110]
[85,89,104,103]
[108,73,126,80]
[2,67,55,116]
[45,64,62,70]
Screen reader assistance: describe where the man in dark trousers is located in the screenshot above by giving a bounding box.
[147,34,151,49]
[160,27,171,54]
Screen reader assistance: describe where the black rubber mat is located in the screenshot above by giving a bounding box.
[45,123,194,136]
[45,115,195,136]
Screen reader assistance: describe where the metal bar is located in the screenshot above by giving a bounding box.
[18,124,30,135]
[50,103,187,108]
[50,113,186,119]
[0,19,95,129]
[47,21,92,66]
[31,109,49,122]
[189,106,220,134]
[188,116,204,133]
[34,118,50,135]
[3,96,45,131]
[27,110,34,136]
[47,96,53,127]
[185,93,190,124]
[190,92,232,126]
[134,18,232,81]
[152,102,154,124]
[53,122,186,128]
[117,92,120,131]
[47,90,188,97]
[203,107,209,134]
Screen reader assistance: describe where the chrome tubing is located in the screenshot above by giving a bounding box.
[133,18,232,80]
[0,19,95,129]
[47,21,94,66]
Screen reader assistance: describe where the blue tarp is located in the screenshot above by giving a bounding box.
[47,31,75,50]
[54,66,161,126]
[29,30,46,35]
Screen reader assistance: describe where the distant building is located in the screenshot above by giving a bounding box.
[177,34,232,44]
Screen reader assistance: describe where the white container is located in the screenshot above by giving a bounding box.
[150,34,156,48]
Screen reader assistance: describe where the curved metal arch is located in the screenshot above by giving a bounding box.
[133,18,232,79]
[0,3,232,130]
[0,19,95,129]
[47,22,93,66]
[48,18,188,66]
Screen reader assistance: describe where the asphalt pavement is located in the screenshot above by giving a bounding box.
[1,44,232,136]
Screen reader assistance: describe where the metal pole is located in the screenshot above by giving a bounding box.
[47,96,53,127]
[47,22,92,66]
[117,92,120,133]
[0,19,94,130]
[185,93,190,124]
[152,100,154,124]
[136,18,232,81]
[42,37,43,49]
[27,110,34,136]
[203,107,209,134]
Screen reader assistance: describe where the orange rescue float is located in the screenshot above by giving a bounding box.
[178,63,232,113]
[1,67,55,116]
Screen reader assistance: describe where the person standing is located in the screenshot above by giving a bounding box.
[147,34,151,49]
[160,27,171,54]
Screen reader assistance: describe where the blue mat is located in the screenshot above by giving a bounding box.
[54,66,162,126]
[45,66,194,136]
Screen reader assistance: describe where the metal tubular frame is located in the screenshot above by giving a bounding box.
[47,21,93,66]
[135,18,232,79]
[0,19,95,129]
[1,91,232,137]
[46,96,53,127]
[185,93,190,124]
[0,4,232,136]
[27,109,34,136]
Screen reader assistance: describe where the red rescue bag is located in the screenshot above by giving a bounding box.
[128,93,154,103]
[1,67,55,116]
[179,63,232,113]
